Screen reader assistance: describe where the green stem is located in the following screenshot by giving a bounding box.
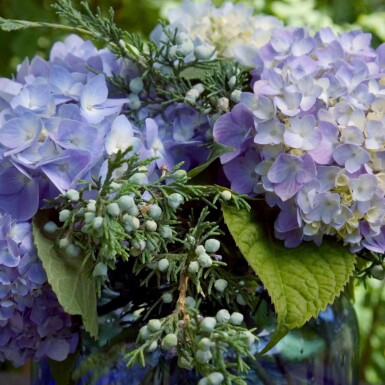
[1,18,92,35]
[252,360,278,385]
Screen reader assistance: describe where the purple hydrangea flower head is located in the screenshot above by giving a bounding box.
[213,21,385,252]
[0,215,78,367]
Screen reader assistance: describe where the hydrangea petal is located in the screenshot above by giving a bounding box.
[213,103,254,163]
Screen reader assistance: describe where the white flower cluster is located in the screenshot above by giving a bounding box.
[154,0,283,66]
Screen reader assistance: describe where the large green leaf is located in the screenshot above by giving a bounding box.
[222,205,356,352]
[32,211,98,338]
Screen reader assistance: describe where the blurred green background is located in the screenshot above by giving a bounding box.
[0,1,385,384]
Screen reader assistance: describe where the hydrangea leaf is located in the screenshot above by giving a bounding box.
[222,205,356,352]
[32,210,98,338]
[187,142,235,179]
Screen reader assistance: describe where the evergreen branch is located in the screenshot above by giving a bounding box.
[52,0,146,64]
[177,272,190,321]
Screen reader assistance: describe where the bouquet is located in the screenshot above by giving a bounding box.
[0,0,383,383]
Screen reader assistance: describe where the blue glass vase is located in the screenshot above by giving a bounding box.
[32,296,358,385]
[247,295,359,385]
